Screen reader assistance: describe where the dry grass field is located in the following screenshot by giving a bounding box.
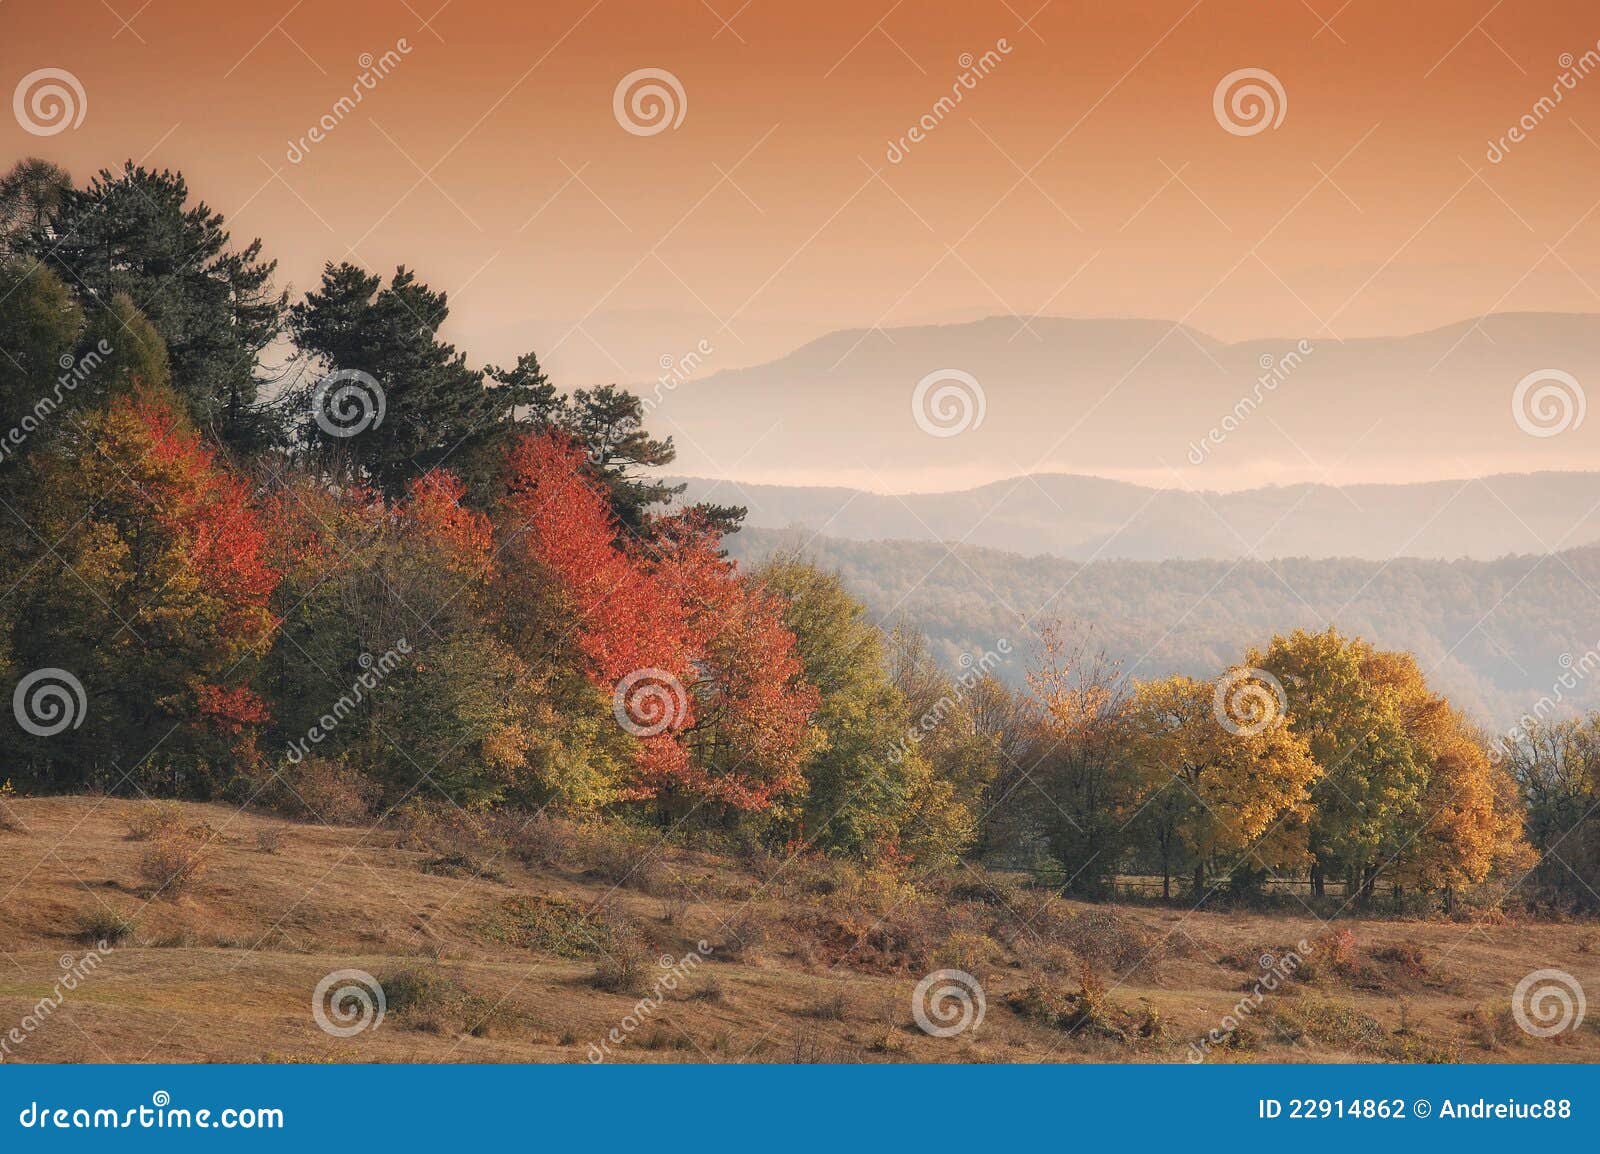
[0,795,1596,1064]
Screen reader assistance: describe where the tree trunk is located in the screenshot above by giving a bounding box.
[1310,862,1324,897]
[1161,867,1170,901]
[1192,862,1205,899]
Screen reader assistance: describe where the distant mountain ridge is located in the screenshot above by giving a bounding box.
[673,470,1600,562]
[647,312,1600,492]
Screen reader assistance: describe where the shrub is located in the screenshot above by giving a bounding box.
[484,894,615,958]
[137,824,214,896]
[278,756,377,826]
[716,906,769,962]
[1051,907,1163,978]
[591,924,651,993]
[126,800,185,841]
[77,907,134,946]
[0,779,20,832]
[255,826,285,854]
[1008,963,1130,1042]
[381,965,514,1036]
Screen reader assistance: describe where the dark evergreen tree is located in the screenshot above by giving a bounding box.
[20,163,286,449]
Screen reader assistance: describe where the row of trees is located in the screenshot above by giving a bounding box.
[0,157,1585,907]
[0,157,1002,867]
[996,626,1535,910]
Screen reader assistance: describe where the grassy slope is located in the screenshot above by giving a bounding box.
[0,797,1596,1064]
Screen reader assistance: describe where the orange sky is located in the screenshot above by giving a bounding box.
[6,0,1600,390]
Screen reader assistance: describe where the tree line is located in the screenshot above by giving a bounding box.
[0,158,1594,909]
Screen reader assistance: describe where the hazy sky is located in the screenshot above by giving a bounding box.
[6,0,1600,450]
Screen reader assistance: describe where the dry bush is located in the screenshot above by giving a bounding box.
[494,810,578,869]
[484,894,617,958]
[126,800,185,841]
[1463,1002,1527,1051]
[802,985,850,1020]
[382,965,516,1037]
[576,824,667,894]
[591,923,652,993]
[255,826,285,854]
[715,906,771,962]
[1008,963,1131,1042]
[76,907,134,946]
[0,780,21,832]
[657,893,690,925]
[1034,906,1163,980]
[419,851,504,883]
[138,824,214,897]
[278,756,378,826]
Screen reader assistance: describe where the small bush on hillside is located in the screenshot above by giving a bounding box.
[716,906,770,962]
[590,924,651,993]
[126,800,185,841]
[484,894,618,958]
[278,757,378,826]
[0,780,21,832]
[381,965,516,1037]
[77,906,134,945]
[138,824,214,896]
[255,826,285,854]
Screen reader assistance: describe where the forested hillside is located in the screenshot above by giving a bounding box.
[728,528,1600,728]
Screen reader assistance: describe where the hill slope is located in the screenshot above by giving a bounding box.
[0,797,1592,1065]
